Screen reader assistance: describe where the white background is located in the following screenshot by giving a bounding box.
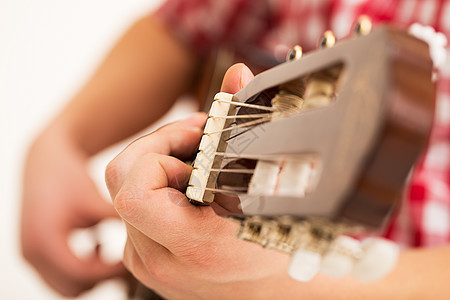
[0,0,197,298]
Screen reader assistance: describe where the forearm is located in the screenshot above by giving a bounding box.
[50,15,199,156]
[260,245,450,299]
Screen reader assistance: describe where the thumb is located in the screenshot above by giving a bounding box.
[220,63,254,94]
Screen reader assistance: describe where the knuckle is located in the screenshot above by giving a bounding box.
[21,243,37,264]
[65,282,94,298]
[123,241,145,280]
[21,230,42,265]
[113,188,139,218]
[54,286,83,298]
[105,159,123,192]
[124,241,173,287]
[59,278,93,298]
[174,242,214,267]
[144,260,173,286]
[169,215,236,271]
[167,232,217,267]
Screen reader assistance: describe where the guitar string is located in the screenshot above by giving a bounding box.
[187,185,243,195]
[208,96,303,135]
[212,152,311,164]
[216,99,276,111]
[206,109,300,135]
[209,97,305,135]
[213,152,283,160]
[208,168,255,174]
[195,80,337,197]
[226,126,254,141]
[210,113,271,119]
[203,187,245,194]
[194,98,304,195]
[205,116,272,135]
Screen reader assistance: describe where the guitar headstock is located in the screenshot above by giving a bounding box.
[186,18,435,282]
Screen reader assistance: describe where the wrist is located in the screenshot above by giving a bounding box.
[30,120,91,163]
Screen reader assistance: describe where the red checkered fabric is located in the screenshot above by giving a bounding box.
[157,0,450,247]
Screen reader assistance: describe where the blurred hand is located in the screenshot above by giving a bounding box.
[21,127,125,297]
[106,64,292,300]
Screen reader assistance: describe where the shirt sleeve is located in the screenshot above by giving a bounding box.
[155,0,273,55]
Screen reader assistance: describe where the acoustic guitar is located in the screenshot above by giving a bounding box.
[185,17,436,282]
[130,17,436,299]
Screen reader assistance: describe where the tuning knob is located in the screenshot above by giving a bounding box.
[352,237,399,281]
[320,235,361,278]
[288,249,322,282]
[286,45,303,61]
[354,15,372,36]
[319,30,336,48]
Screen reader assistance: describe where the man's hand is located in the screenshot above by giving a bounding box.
[105,63,450,300]
[105,64,292,299]
[20,15,198,297]
[21,128,125,297]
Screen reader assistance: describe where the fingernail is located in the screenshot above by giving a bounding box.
[240,65,254,89]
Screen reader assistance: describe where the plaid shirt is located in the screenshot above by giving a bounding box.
[157,0,450,248]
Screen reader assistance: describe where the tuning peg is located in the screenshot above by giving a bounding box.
[354,15,372,36]
[319,30,336,48]
[320,235,361,278]
[286,45,303,61]
[288,249,322,282]
[351,237,399,281]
